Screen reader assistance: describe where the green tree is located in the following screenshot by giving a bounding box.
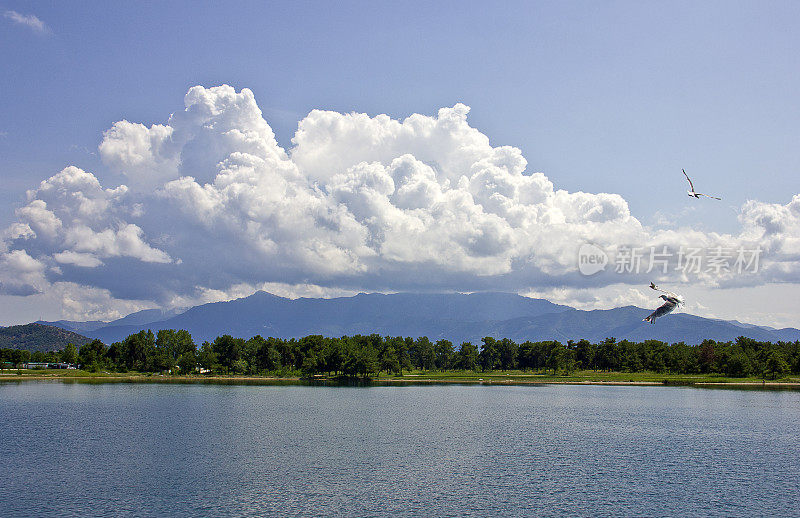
[357,345,379,377]
[379,344,401,375]
[723,346,752,377]
[118,330,155,371]
[231,358,249,374]
[341,337,378,377]
[276,338,299,370]
[434,339,454,371]
[250,336,282,372]
[596,337,618,372]
[644,340,668,373]
[401,337,414,372]
[698,340,717,373]
[574,339,594,370]
[197,341,218,373]
[78,339,108,371]
[619,340,642,372]
[455,342,479,371]
[319,337,344,375]
[497,338,518,371]
[479,337,500,371]
[177,349,198,374]
[61,343,78,364]
[788,341,800,374]
[665,342,698,374]
[383,336,409,375]
[156,329,196,362]
[519,341,546,371]
[545,341,567,374]
[212,335,245,373]
[414,337,435,371]
[764,350,790,379]
[10,349,31,367]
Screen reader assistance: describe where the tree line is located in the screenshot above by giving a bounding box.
[1,331,798,379]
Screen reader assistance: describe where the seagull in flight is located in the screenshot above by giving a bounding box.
[683,169,721,200]
[643,282,684,324]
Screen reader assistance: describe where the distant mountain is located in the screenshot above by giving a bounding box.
[0,323,92,352]
[35,319,108,334]
[452,306,800,345]
[84,291,570,344]
[37,308,183,335]
[37,291,800,346]
[775,329,800,342]
[100,307,185,328]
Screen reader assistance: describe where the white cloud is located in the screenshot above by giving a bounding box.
[2,84,800,325]
[99,86,288,191]
[62,224,172,264]
[522,284,653,311]
[54,251,104,268]
[2,223,35,244]
[163,282,362,311]
[10,166,171,268]
[99,121,177,191]
[3,10,49,33]
[50,282,157,322]
[16,200,62,240]
[0,250,49,296]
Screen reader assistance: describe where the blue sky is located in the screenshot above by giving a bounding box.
[1,1,799,326]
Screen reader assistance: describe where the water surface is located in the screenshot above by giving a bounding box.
[1,382,798,517]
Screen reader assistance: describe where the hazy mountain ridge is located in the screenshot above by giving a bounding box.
[30,291,800,346]
[35,319,108,334]
[473,307,800,344]
[85,292,571,344]
[37,308,185,335]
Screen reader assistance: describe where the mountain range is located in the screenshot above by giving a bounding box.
[32,291,800,346]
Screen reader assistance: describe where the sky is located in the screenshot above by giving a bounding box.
[1,1,799,328]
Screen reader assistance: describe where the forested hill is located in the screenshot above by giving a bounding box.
[0,323,92,352]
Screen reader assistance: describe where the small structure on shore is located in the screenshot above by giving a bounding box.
[21,362,77,370]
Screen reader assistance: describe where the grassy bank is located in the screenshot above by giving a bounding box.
[379,369,800,386]
[3,368,799,387]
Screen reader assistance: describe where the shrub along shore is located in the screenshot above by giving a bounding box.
[2,330,799,385]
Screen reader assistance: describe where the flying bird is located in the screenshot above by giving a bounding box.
[683,169,721,200]
[643,282,684,324]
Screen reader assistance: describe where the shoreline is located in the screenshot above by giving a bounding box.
[2,371,799,388]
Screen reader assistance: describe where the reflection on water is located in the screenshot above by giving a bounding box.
[1,383,798,517]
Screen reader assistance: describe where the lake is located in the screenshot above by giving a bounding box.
[1,381,798,517]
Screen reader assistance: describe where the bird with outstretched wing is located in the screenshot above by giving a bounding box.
[644,282,684,324]
[683,169,721,200]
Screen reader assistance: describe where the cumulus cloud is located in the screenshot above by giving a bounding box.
[11,166,171,267]
[99,121,177,191]
[2,84,799,323]
[0,250,49,296]
[3,10,49,33]
[48,282,157,322]
[99,86,287,191]
[53,251,104,268]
